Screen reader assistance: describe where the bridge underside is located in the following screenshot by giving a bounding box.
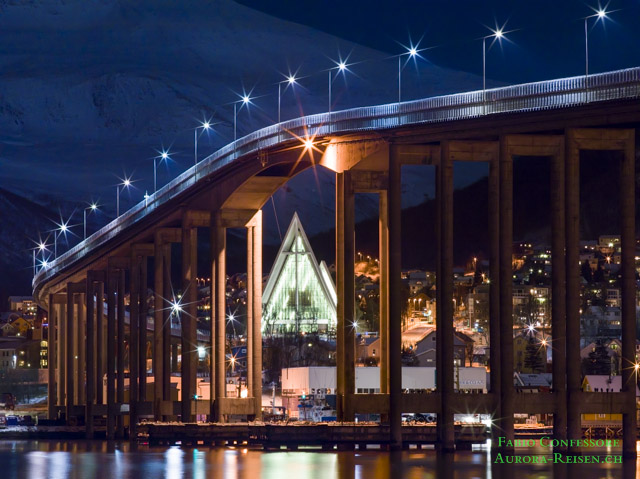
[37,99,639,455]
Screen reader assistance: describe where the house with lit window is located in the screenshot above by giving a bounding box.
[0,339,19,370]
[262,213,337,335]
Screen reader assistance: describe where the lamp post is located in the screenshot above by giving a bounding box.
[482,27,506,109]
[33,241,47,275]
[194,121,212,166]
[398,46,418,103]
[154,150,169,194]
[54,221,69,259]
[329,61,347,114]
[227,312,238,339]
[584,8,608,81]
[116,177,132,217]
[234,95,251,158]
[278,75,297,123]
[83,203,98,240]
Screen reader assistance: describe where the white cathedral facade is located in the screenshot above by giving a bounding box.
[262,213,337,335]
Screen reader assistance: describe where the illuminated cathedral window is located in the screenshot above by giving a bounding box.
[262,213,337,335]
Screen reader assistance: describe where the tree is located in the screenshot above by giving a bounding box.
[593,265,605,283]
[582,341,612,375]
[581,260,593,283]
[473,266,484,287]
[523,337,545,373]
[359,294,379,332]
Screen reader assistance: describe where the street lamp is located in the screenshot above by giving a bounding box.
[194,120,214,166]
[83,203,98,240]
[32,240,47,276]
[482,26,507,106]
[234,95,252,156]
[278,74,297,123]
[171,300,183,315]
[154,150,170,194]
[398,44,419,103]
[584,7,609,81]
[53,219,70,259]
[116,177,132,217]
[329,60,349,114]
[227,312,238,338]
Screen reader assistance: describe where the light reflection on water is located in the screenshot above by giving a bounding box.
[0,440,637,479]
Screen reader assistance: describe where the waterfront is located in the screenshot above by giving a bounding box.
[0,440,637,479]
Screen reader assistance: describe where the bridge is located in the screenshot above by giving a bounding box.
[33,68,640,455]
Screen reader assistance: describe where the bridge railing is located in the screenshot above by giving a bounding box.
[33,67,640,295]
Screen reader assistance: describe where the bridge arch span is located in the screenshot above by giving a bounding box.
[33,68,639,454]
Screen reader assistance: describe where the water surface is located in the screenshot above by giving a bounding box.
[0,440,637,479]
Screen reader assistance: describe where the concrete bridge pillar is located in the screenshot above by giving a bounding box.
[162,244,172,407]
[336,170,356,422]
[138,254,149,403]
[96,281,105,406]
[378,191,389,395]
[488,153,502,438]
[76,293,85,406]
[105,269,121,438]
[129,260,139,432]
[153,236,164,419]
[83,271,105,438]
[246,210,263,420]
[620,131,636,459]
[565,130,582,445]
[437,142,455,452]
[550,145,567,443]
[72,294,80,406]
[388,146,402,450]
[85,273,95,438]
[118,266,129,439]
[47,294,58,420]
[181,217,198,423]
[103,268,117,439]
[101,259,127,438]
[498,137,515,446]
[65,284,76,422]
[211,211,227,422]
[58,300,66,416]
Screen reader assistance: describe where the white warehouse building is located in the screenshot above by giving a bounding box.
[281,366,487,396]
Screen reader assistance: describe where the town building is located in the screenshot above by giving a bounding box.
[7,296,37,318]
[411,329,475,367]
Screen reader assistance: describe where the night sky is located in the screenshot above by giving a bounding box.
[239,0,640,84]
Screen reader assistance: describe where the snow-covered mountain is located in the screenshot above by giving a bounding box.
[0,0,487,297]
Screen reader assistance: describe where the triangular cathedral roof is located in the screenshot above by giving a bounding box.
[262,212,336,311]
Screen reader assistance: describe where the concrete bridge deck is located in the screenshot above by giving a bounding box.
[32,66,640,455]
